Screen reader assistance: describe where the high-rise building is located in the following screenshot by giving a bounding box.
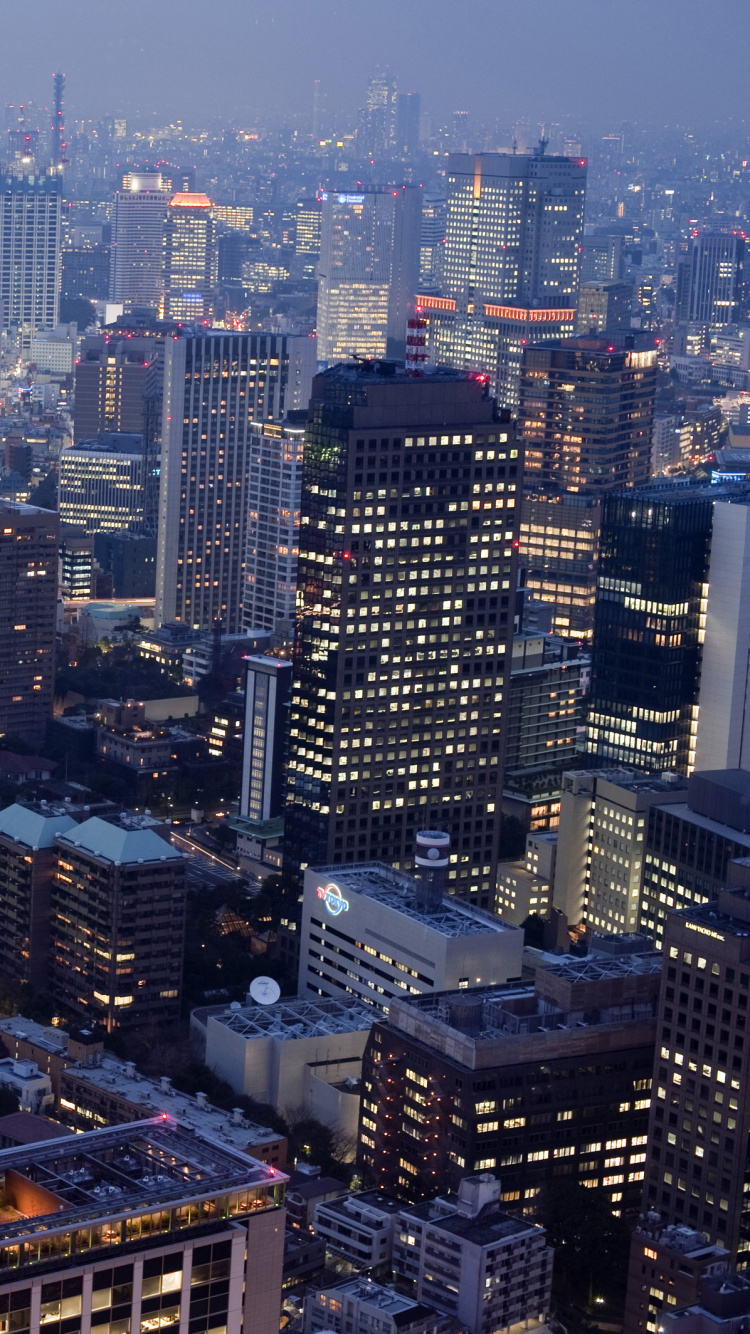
[162,191,215,323]
[359,945,659,1207]
[243,419,304,634]
[518,489,601,641]
[577,279,633,335]
[430,151,586,409]
[59,433,145,533]
[580,231,623,283]
[60,242,110,302]
[110,172,169,309]
[586,485,715,775]
[0,502,58,750]
[363,71,397,156]
[73,337,151,440]
[676,231,745,330]
[0,171,62,348]
[638,868,750,1261]
[295,197,322,277]
[284,365,521,906]
[624,1216,730,1334]
[0,1116,287,1334]
[240,656,293,823]
[395,92,421,156]
[155,331,316,633]
[316,186,422,363]
[693,498,750,772]
[52,813,186,1032]
[0,802,77,990]
[418,194,447,296]
[520,336,657,493]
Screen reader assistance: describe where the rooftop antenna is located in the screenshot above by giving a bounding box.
[51,72,66,168]
[512,136,517,155]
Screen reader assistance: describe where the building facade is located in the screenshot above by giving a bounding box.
[0,171,62,347]
[0,502,58,750]
[155,331,315,633]
[240,656,293,822]
[317,186,422,364]
[73,339,151,442]
[0,804,77,990]
[52,814,186,1031]
[59,434,145,534]
[243,419,304,634]
[110,173,169,309]
[518,489,601,642]
[285,365,521,905]
[162,192,215,323]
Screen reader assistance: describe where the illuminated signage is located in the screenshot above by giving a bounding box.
[338,193,365,205]
[685,921,725,942]
[317,882,349,916]
[483,304,577,323]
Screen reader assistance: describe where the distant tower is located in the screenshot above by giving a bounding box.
[51,72,66,168]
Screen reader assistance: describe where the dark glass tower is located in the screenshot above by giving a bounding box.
[285,363,521,908]
[586,485,715,774]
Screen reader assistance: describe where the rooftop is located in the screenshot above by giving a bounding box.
[312,1277,436,1318]
[204,995,374,1041]
[0,1116,285,1251]
[311,863,520,940]
[402,1198,541,1248]
[57,815,184,866]
[65,433,144,456]
[0,803,77,850]
[317,1189,404,1220]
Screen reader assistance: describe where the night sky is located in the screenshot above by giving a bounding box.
[2,0,747,129]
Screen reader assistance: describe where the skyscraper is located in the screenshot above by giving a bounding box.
[0,171,62,348]
[162,191,215,323]
[285,364,521,908]
[243,418,304,634]
[586,485,714,775]
[317,186,422,363]
[395,92,421,156]
[156,331,315,632]
[0,502,58,750]
[430,150,586,408]
[110,173,169,310]
[520,336,657,492]
[363,71,397,156]
[240,656,293,822]
[676,231,745,330]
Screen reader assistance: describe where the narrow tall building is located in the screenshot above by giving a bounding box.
[243,418,304,634]
[285,364,521,907]
[317,186,422,363]
[162,191,215,323]
[0,502,58,750]
[156,331,315,632]
[0,171,62,347]
[430,150,586,409]
[110,172,169,310]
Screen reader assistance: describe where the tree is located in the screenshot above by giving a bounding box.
[521,912,546,949]
[59,296,97,329]
[0,1086,19,1117]
[537,1179,631,1311]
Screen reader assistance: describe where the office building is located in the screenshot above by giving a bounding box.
[243,419,304,634]
[294,197,322,278]
[300,855,522,1011]
[284,366,521,903]
[155,331,315,633]
[74,338,151,440]
[502,632,589,833]
[110,172,169,309]
[312,1193,403,1272]
[59,433,145,534]
[363,71,397,156]
[52,813,186,1032]
[676,232,745,331]
[58,1055,287,1168]
[0,803,77,990]
[0,502,57,750]
[197,995,373,1144]
[0,171,62,348]
[162,191,215,323]
[639,870,750,1260]
[430,150,586,408]
[240,656,292,822]
[30,326,76,375]
[305,1278,448,1334]
[580,231,623,283]
[496,830,557,925]
[395,92,422,157]
[0,1116,287,1334]
[586,486,716,775]
[639,769,750,947]
[316,186,422,362]
[660,1276,750,1334]
[624,1216,730,1334]
[93,530,157,598]
[694,498,750,772]
[552,768,687,932]
[577,279,633,335]
[359,947,658,1207]
[60,241,110,303]
[518,489,601,641]
[520,335,657,493]
[393,1175,553,1334]
[58,524,94,600]
[418,194,447,295]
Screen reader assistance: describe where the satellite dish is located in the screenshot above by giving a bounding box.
[249,976,281,1006]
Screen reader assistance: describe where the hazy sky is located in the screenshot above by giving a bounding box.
[3,0,748,132]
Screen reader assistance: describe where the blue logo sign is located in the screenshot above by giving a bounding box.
[317,882,349,916]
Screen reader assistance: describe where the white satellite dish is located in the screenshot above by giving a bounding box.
[249,976,281,1006]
